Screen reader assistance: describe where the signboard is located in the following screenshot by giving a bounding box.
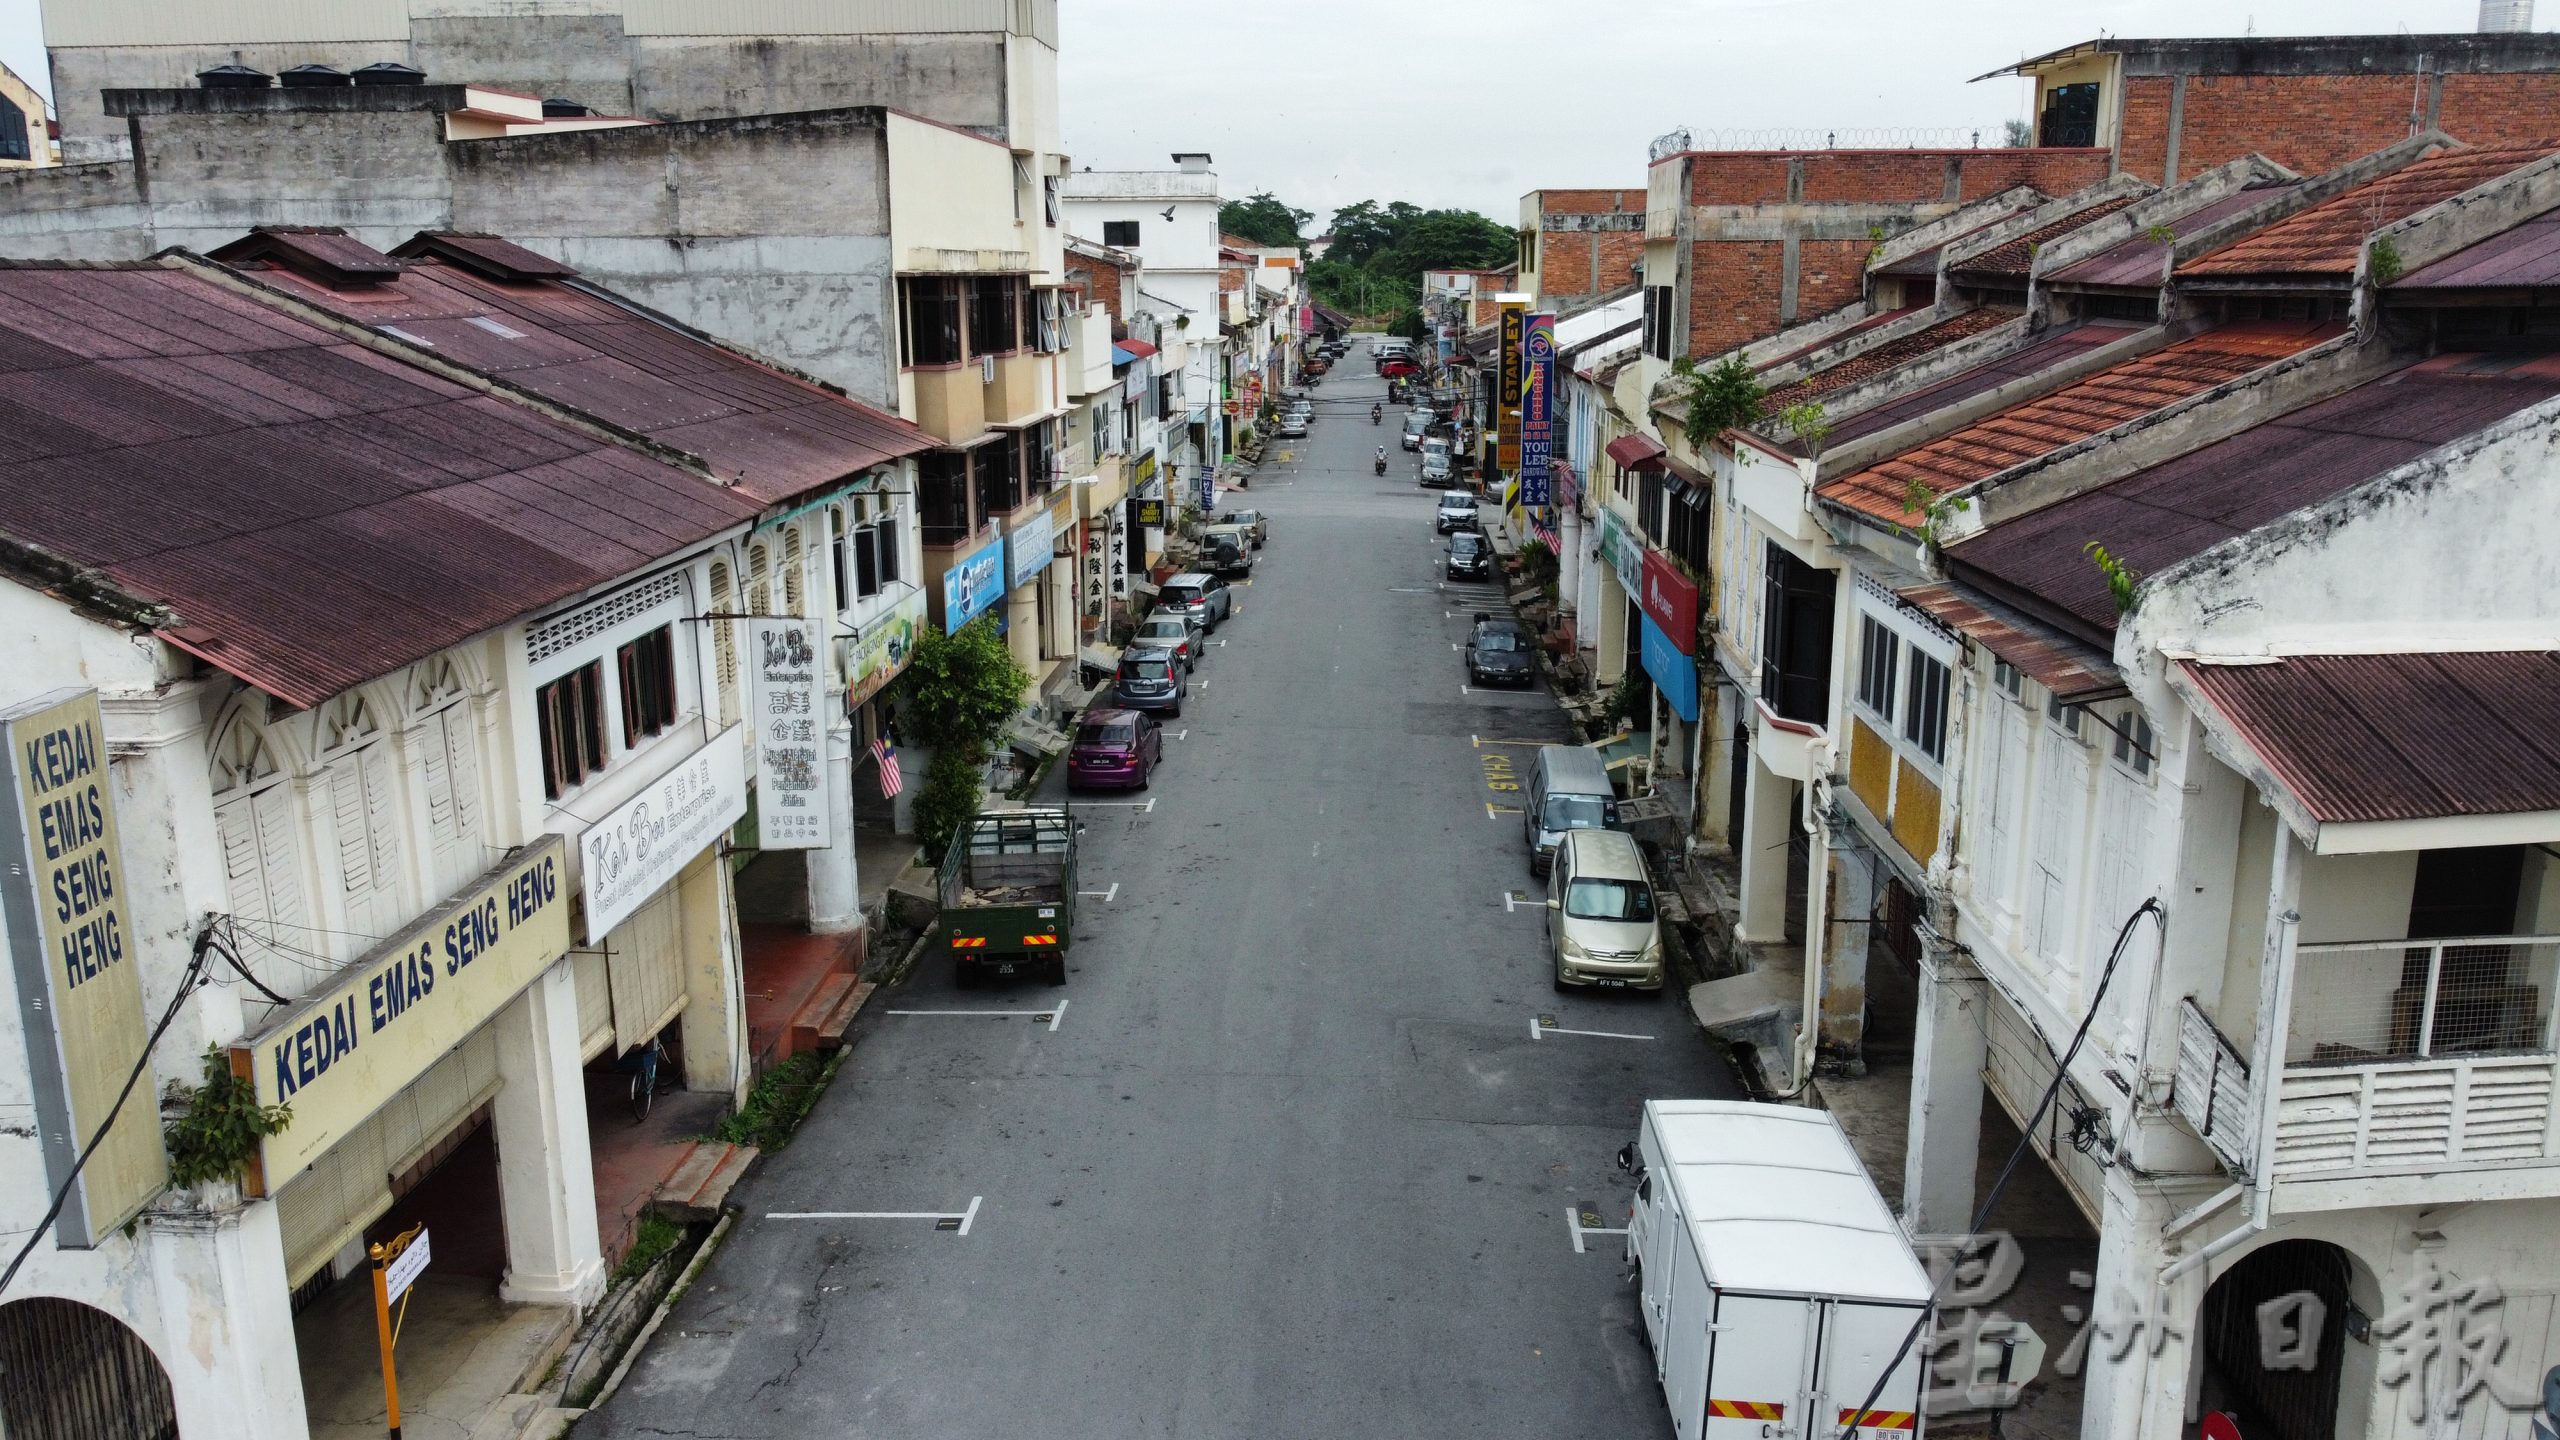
[1133,451,1158,486]
[1008,505,1057,590]
[1641,615,1702,723]
[384,1227,431,1304]
[1198,465,1217,511]
[239,836,570,1182]
[844,588,927,711]
[0,688,166,1245]
[747,618,826,851]
[580,728,747,941]
[941,532,1006,633]
[1598,509,1646,595]
[1641,551,1701,653]
[1521,313,1556,507]
[1136,497,1165,528]
[1496,299,1526,474]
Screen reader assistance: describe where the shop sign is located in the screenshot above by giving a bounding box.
[942,532,1006,632]
[1520,313,1556,506]
[1641,615,1702,723]
[0,688,166,1244]
[1496,300,1526,473]
[1598,509,1646,595]
[1132,451,1158,486]
[1199,465,1217,511]
[1137,497,1165,528]
[580,728,747,940]
[845,588,926,711]
[747,618,827,851]
[1642,550,1700,654]
[1085,504,1132,618]
[1008,505,1057,590]
[239,835,571,1183]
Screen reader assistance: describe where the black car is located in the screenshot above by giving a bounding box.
[1466,614,1535,687]
[1447,530,1491,580]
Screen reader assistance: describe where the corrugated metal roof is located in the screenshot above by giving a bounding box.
[2393,210,2560,288]
[2049,185,2300,288]
[1818,322,2336,520]
[1895,581,2124,700]
[2181,145,2560,280]
[1759,308,2014,414]
[1756,305,1922,371]
[405,231,579,280]
[1950,195,2142,278]
[0,263,759,709]
[2182,652,2560,824]
[1947,351,2560,638]
[221,235,933,505]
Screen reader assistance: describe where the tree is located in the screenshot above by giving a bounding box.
[893,615,1028,763]
[1669,356,1766,449]
[1219,192,1311,247]
[2004,118,2035,148]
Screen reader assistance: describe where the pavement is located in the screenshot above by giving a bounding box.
[576,346,1739,1440]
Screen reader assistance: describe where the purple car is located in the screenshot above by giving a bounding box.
[1067,708,1163,791]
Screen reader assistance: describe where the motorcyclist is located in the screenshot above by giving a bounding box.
[1374,444,1388,474]
[1371,402,1383,424]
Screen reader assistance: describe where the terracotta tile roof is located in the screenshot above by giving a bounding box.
[1822,320,2133,451]
[0,263,758,709]
[2179,144,2560,280]
[1949,196,2141,277]
[1946,351,2560,637]
[1755,305,1921,372]
[1817,322,2337,521]
[1760,308,2013,413]
[2181,653,2560,825]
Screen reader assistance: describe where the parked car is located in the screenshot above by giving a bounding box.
[1419,437,1453,486]
[1526,744,1620,874]
[1113,646,1186,717]
[1435,491,1480,533]
[1465,614,1535,687]
[1401,412,1430,451]
[1067,708,1163,791]
[1447,529,1492,580]
[1201,525,1255,577]
[1216,508,1269,547]
[1276,414,1309,438]
[1156,573,1234,631]
[1131,612,1200,671]
[1545,828,1663,990]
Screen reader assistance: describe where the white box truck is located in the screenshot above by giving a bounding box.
[1622,1100,1933,1440]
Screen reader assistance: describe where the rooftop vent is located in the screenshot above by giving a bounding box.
[351,61,426,87]
[1172,151,1212,174]
[278,64,350,89]
[2480,0,2535,29]
[540,97,591,118]
[196,65,273,90]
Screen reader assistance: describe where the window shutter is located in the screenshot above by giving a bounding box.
[331,761,373,899]
[440,707,485,882]
[254,787,308,937]
[422,715,460,884]
[218,798,270,927]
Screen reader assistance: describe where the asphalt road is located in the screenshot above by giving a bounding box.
[583,343,1740,1440]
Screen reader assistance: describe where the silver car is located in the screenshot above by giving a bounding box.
[1545,829,1665,992]
[1132,611,1201,671]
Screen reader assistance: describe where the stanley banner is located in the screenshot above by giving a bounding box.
[1496,298,1526,474]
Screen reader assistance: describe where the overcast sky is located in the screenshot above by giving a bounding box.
[6,0,2517,221]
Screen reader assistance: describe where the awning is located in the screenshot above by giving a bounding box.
[1605,433,1669,472]
[1895,581,2125,703]
[1112,339,1158,365]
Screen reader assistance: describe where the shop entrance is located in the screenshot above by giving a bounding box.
[2200,1240,2360,1440]
[366,1109,506,1280]
[0,1297,179,1440]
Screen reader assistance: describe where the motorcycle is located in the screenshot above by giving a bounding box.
[1374,451,1388,476]
[1372,404,1383,425]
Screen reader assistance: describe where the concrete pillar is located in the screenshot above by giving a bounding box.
[1595,569,1627,689]
[145,1200,308,1440]
[803,713,859,934]
[1902,945,1987,1235]
[1818,838,1876,1065]
[1005,582,1040,680]
[678,850,746,1101]
[491,959,606,1309]
[2084,1173,2193,1440]
[1736,756,1795,944]
[1696,683,1737,853]
[1558,501,1582,626]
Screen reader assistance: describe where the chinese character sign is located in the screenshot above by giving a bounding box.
[1199,465,1217,512]
[1520,313,1555,507]
[748,618,829,850]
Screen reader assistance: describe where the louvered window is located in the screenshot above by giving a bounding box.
[747,544,774,616]
[617,625,679,747]
[217,785,307,948]
[537,663,607,800]
[708,561,739,725]
[326,743,403,954]
[421,702,485,895]
[782,527,806,616]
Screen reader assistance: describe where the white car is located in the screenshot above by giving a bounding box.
[1276,414,1309,438]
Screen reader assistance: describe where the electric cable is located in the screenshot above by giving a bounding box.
[1831,896,2164,1440]
[0,926,217,1301]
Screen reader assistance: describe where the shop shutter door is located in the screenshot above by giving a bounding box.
[573,948,614,1061]
[607,884,689,1052]
[271,1029,500,1286]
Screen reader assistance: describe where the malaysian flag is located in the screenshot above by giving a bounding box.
[871,736,903,798]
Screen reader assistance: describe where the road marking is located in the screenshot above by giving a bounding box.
[1472,736,1549,748]
[1079,797,1157,812]
[1388,586,1435,594]
[1452,642,1462,651]
[1486,801,1522,818]
[886,1002,1068,1032]
[1311,841,1321,858]
[1077,882,1120,902]
[1528,1016,1656,1042]
[1566,1207,1632,1255]
[1502,891,1543,913]
[1460,685,1470,696]
[1174,729,1190,740]
[770,1196,985,1233]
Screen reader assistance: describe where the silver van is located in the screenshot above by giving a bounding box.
[1524,743,1618,874]
[1545,828,1664,991]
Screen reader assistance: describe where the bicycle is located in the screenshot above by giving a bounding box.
[619,1037,663,1124]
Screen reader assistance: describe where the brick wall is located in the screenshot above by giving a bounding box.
[1534,189,1645,303]
[1068,257,1127,322]
[2110,71,2560,184]
[1690,155,1794,205]
[2117,76,2176,186]
[1798,152,1951,202]
[1795,237,1875,321]
[1688,240,1786,359]
[2437,72,2560,150]
[1954,148,2111,197]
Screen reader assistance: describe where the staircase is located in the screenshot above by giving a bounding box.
[788,975,875,1057]
[652,1140,760,1223]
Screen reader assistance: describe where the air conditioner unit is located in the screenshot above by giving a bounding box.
[981,354,997,384]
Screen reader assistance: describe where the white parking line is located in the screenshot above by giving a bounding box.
[1528,1017,1656,1042]
[885,1001,1068,1032]
[1486,801,1521,819]
[770,1195,984,1233]
[1566,1207,1631,1255]
[1077,882,1120,901]
[1501,891,1544,913]
[1078,797,1157,812]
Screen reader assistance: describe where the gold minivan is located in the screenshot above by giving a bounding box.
[1545,828,1664,991]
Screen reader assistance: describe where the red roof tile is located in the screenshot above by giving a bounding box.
[220,234,934,505]
[1817,323,2336,520]
[1949,196,2141,277]
[2180,144,2560,280]
[2182,653,2560,825]
[1820,321,2134,451]
[0,263,759,708]
[1759,308,2014,413]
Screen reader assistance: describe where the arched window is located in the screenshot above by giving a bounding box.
[708,560,739,725]
[782,526,806,617]
[747,543,773,616]
[407,659,486,898]
[209,703,310,949]
[0,1296,179,1440]
[317,690,403,956]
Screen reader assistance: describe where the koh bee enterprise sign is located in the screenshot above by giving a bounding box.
[748,619,827,851]
[0,689,167,1245]
[580,726,747,941]
[236,835,571,1188]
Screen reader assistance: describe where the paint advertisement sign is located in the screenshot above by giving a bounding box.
[580,727,747,941]
[1641,615,1702,723]
[238,836,570,1184]
[1598,508,1646,595]
[1641,551,1701,653]
[941,532,1006,633]
[0,688,166,1245]
[1520,313,1556,507]
[1008,505,1057,590]
[845,588,927,711]
[1496,300,1526,473]
[748,618,826,851]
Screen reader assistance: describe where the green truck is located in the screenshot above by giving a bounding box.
[938,806,1077,986]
